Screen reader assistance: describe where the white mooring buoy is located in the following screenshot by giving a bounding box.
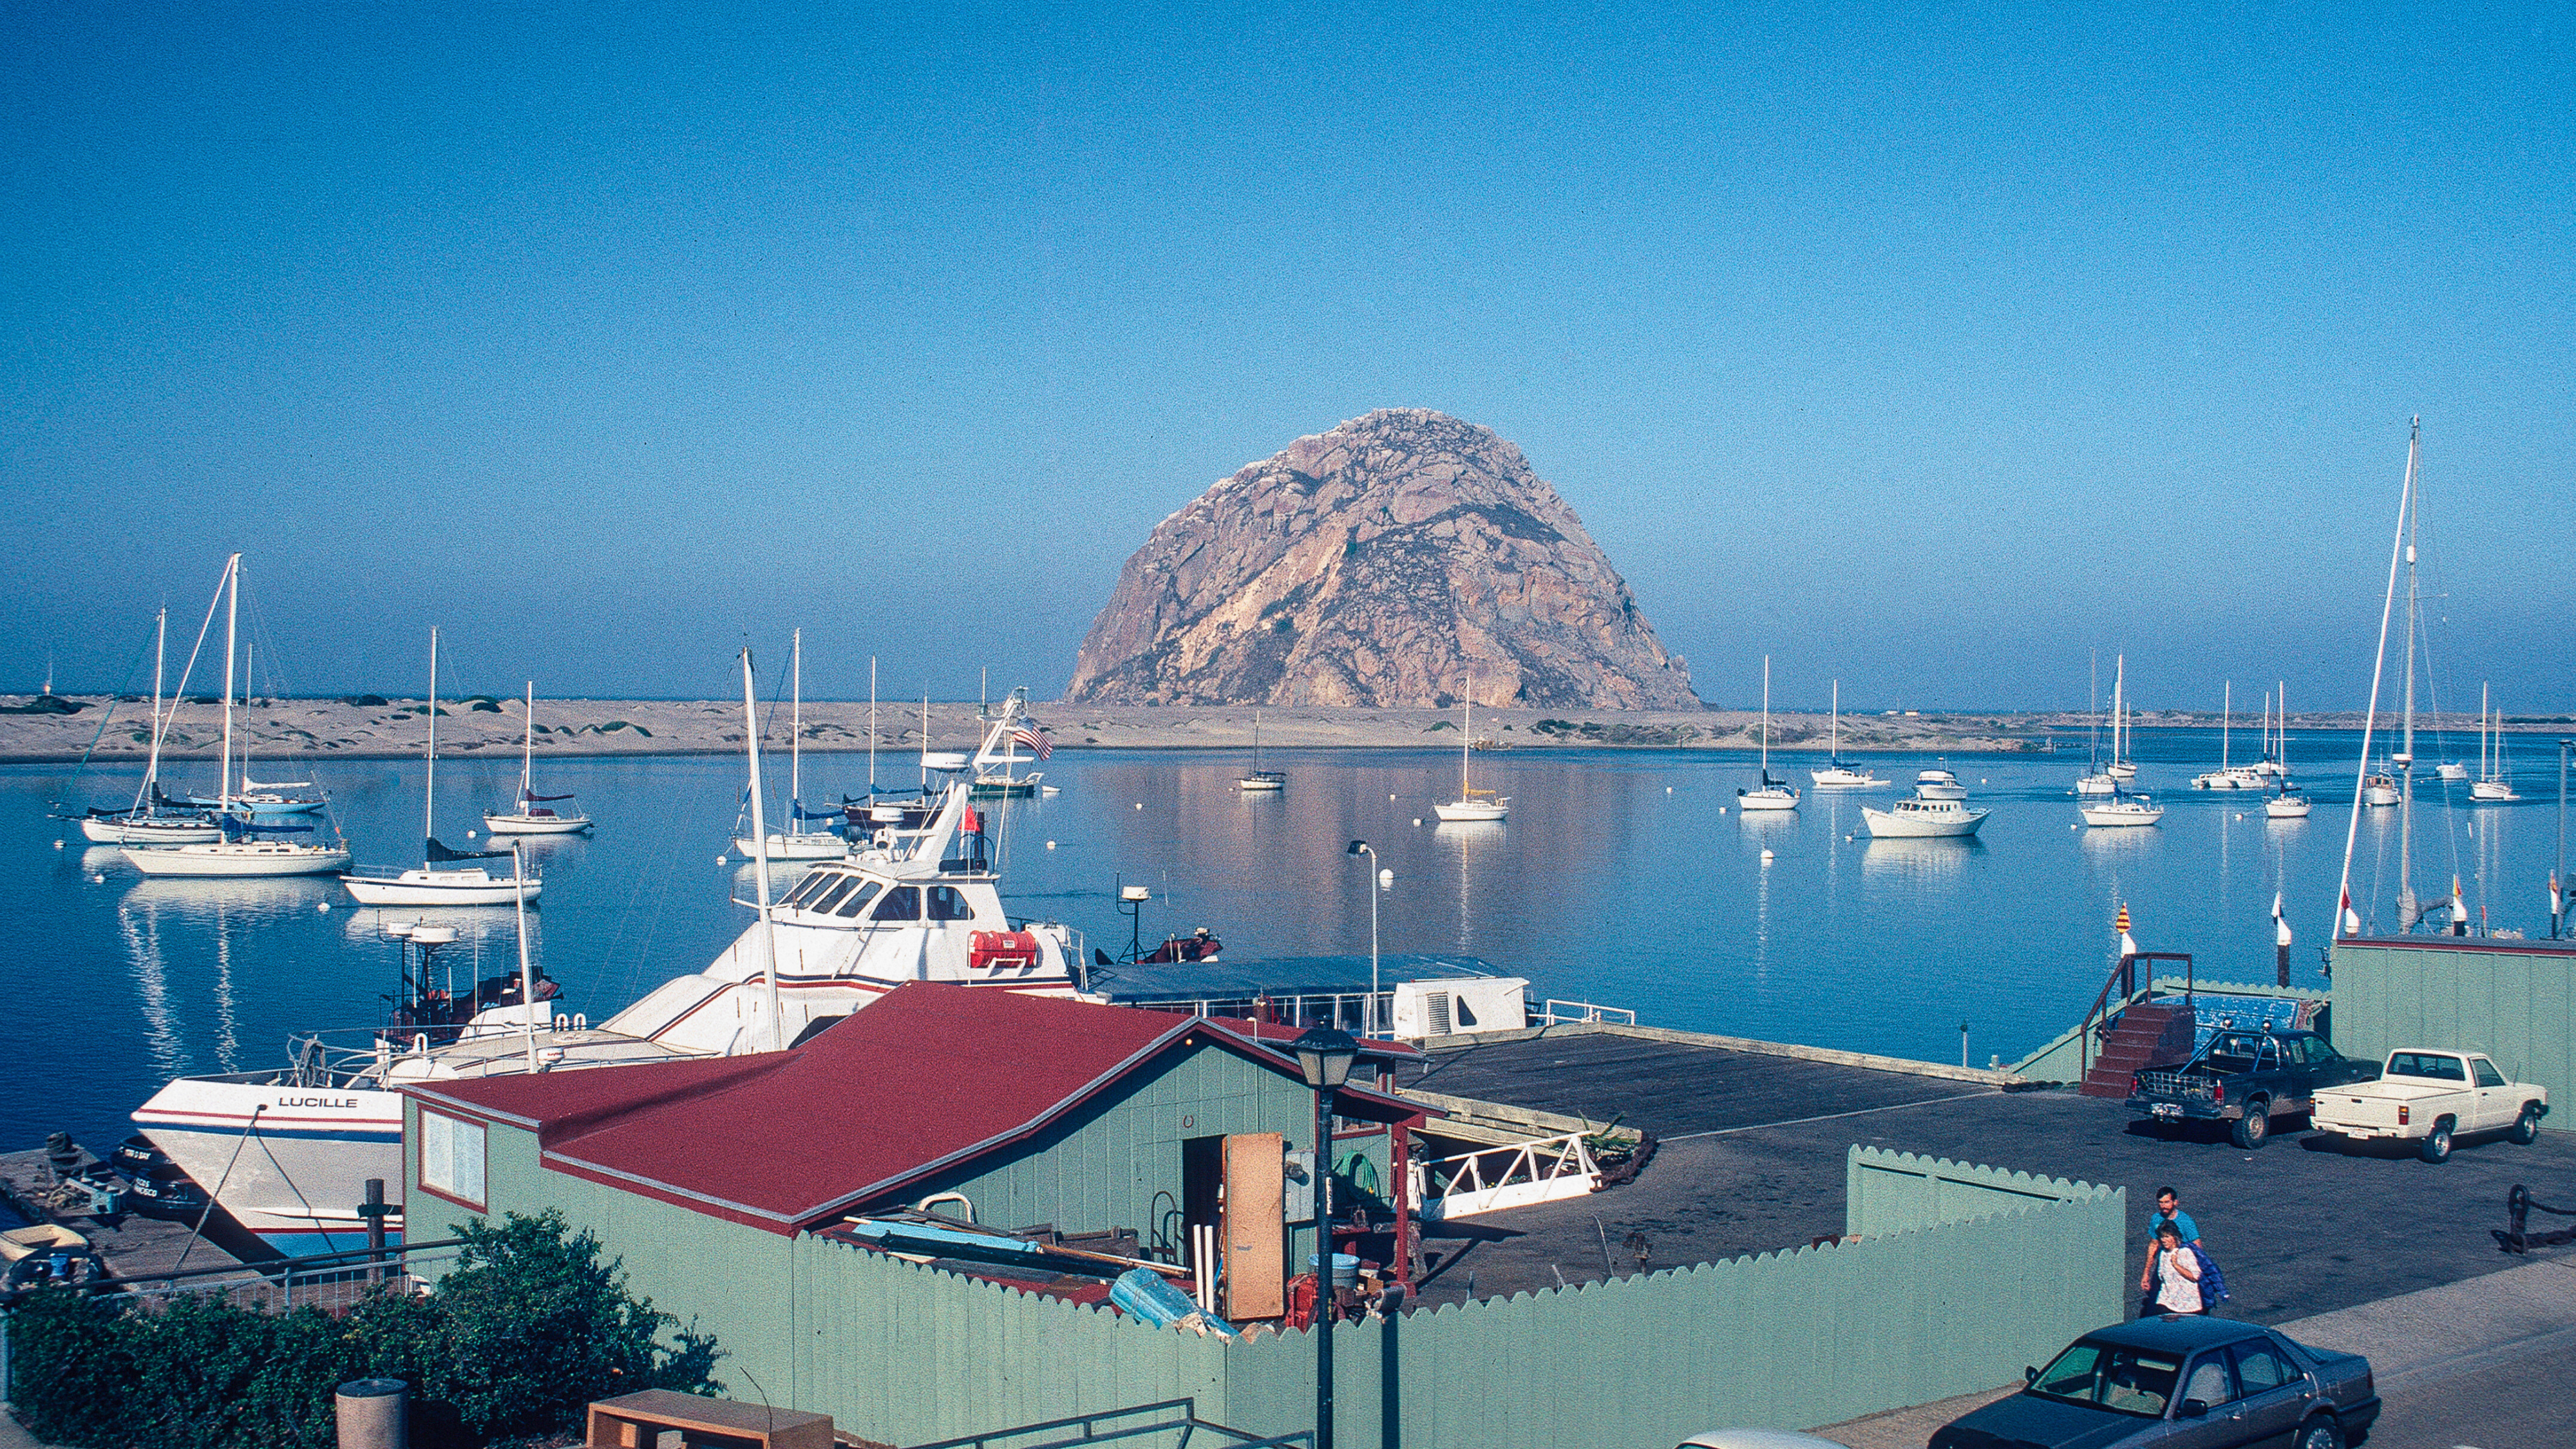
[1045,840,1057,850]
[715,855,728,864]
[1760,849,1774,863]
[1412,817,1423,826]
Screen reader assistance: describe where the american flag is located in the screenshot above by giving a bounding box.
[1010,726,1052,760]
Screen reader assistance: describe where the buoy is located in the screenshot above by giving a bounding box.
[1760,849,1774,863]
[2070,822,2080,829]
[317,901,330,912]
[91,873,106,884]
[1412,817,1423,826]
[466,829,477,839]
[1666,786,1674,794]
[1135,802,1144,810]
[1845,833,1854,842]
[1719,806,1728,815]
[1389,793,1397,800]
[53,838,64,850]
[716,855,728,864]
[2235,813,2244,821]
[1045,840,1057,850]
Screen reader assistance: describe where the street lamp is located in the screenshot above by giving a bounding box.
[1293,1023,1359,1449]
[1347,840,1388,1034]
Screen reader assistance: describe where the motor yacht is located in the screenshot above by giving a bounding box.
[1861,795,1989,838]
[1911,768,1968,801]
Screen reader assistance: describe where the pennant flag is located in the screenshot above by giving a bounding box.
[2340,886,2361,937]
[961,806,983,835]
[2552,871,2562,919]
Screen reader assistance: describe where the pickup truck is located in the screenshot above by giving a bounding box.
[2127,1027,2378,1149]
[2310,1048,2550,1163]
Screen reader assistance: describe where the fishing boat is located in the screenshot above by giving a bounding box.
[1808,681,1888,790]
[1238,709,1285,792]
[1736,656,1799,812]
[131,649,1096,1253]
[2469,685,2520,802]
[1432,677,1508,822]
[1912,767,1968,801]
[967,687,1048,799]
[734,629,849,859]
[340,629,538,906]
[1861,793,1988,838]
[2191,682,2266,789]
[483,682,592,835]
[122,556,354,878]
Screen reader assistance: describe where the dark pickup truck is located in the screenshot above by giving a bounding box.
[2127,1027,2380,1148]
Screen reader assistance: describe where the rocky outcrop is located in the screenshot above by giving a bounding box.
[1066,410,1698,709]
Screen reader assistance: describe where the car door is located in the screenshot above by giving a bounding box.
[2164,1349,2251,1448]
[2228,1338,2309,1449]
[2470,1056,2512,1130]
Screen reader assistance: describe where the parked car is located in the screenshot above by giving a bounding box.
[1931,1315,2379,1449]
[1674,1434,1845,1448]
[2309,1048,2549,1163]
[2126,1027,2378,1148]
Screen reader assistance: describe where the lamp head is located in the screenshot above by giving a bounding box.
[1347,839,1369,857]
[1293,1023,1360,1090]
[1119,885,1151,902]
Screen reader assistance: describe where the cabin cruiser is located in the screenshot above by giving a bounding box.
[1861,794,1989,838]
[130,779,1094,1253]
[1911,768,1968,801]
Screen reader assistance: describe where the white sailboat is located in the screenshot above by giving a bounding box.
[180,640,328,819]
[482,682,593,834]
[2073,650,2117,797]
[2264,684,2312,818]
[1736,656,1799,812]
[1808,681,1889,789]
[2192,682,2266,789]
[122,556,353,878]
[1238,708,1285,792]
[2105,655,2138,780]
[70,607,222,845]
[1432,677,1508,822]
[2079,792,2166,828]
[734,629,849,860]
[340,629,540,905]
[2469,685,2521,802]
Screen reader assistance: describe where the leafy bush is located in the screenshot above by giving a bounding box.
[7,1211,719,1449]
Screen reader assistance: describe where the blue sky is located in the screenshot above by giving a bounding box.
[6,3,2571,712]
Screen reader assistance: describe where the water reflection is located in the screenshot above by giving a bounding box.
[1860,837,1984,886]
[115,895,189,1080]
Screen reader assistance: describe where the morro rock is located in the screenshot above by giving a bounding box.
[1066,410,1698,709]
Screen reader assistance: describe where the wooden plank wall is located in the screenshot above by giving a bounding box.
[2333,939,2576,1128]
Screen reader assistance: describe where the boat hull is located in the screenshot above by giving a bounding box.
[80,816,223,844]
[122,843,353,876]
[482,811,592,835]
[1808,769,1888,790]
[1736,788,1799,812]
[184,795,328,818]
[132,1074,406,1248]
[2468,782,2521,802]
[1861,804,1989,838]
[2264,797,2313,819]
[2079,803,2164,828]
[1433,800,1508,822]
[1237,778,1285,792]
[341,868,540,905]
[732,832,848,860]
[2072,774,2117,797]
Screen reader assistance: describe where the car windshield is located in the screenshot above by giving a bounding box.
[2029,1340,2183,1418]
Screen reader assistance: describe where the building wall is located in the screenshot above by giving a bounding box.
[2333,939,2576,1130]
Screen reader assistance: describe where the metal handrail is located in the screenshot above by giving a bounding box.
[1426,1130,1599,1203]
[1540,999,1637,1026]
[903,1397,1315,1449]
[2078,952,2195,1080]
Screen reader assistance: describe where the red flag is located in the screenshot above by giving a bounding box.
[961,807,983,835]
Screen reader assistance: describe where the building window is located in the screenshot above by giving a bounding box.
[420,1109,488,1208]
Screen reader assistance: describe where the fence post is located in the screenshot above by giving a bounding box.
[362,1179,389,1283]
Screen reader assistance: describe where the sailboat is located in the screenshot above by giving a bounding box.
[2105,655,2138,780]
[2191,682,2266,789]
[339,628,539,905]
[123,554,353,878]
[1736,656,1799,812]
[1237,709,1285,791]
[1808,681,1888,789]
[2072,651,2118,797]
[734,629,849,860]
[967,687,1047,799]
[482,682,593,835]
[1432,677,1508,822]
[2264,685,2312,818]
[2469,685,2521,802]
[180,641,328,818]
[67,607,222,845]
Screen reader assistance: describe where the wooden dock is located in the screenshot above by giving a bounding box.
[0,1141,245,1283]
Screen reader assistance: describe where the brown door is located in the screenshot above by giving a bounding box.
[1222,1132,1285,1320]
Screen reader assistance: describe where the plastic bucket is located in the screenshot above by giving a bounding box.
[1308,1252,1360,1288]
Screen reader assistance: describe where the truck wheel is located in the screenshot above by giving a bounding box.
[2510,1104,2541,1145]
[2297,1414,2344,1449]
[2231,1101,2271,1150]
[2420,1120,2453,1163]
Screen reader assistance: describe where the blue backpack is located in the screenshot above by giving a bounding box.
[2190,1245,2231,1307]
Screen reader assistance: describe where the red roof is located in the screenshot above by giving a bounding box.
[408,983,1425,1235]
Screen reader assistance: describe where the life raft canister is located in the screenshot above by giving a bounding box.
[969,930,1040,971]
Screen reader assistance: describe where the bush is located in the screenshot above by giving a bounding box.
[6,1211,719,1449]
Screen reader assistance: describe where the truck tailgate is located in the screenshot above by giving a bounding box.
[2316,1091,2416,1132]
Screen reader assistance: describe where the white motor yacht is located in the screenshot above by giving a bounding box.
[2362,768,2400,807]
[1861,795,1989,838]
[1912,768,1968,801]
[133,650,1094,1255]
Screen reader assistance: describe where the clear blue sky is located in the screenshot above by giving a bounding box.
[7,3,2571,712]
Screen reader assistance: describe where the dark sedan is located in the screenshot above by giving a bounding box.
[1931,1315,2379,1449]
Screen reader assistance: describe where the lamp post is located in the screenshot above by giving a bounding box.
[1293,1023,1359,1449]
[1347,840,1387,1035]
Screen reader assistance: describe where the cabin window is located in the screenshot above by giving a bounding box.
[871,886,921,921]
[925,886,974,922]
[809,876,863,914]
[783,872,840,909]
[834,882,884,918]
[419,1109,486,1209]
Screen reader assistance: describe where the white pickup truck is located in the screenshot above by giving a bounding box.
[2310,1048,2549,1162]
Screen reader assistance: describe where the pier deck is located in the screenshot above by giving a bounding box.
[0,1143,245,1283]
[1391,1025,2576,1327]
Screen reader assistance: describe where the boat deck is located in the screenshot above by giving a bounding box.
[1388,1025,2576,1325]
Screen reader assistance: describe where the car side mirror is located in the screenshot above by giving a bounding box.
[2024,1366,2038,1385]
[2177,1399,2210,1419]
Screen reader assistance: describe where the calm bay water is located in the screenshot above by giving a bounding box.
[5,730,2565,1155]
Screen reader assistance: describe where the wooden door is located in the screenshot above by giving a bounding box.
[1222,1132,1285,1320]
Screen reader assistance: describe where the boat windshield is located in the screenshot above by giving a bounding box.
[2027,1339,2181,1417]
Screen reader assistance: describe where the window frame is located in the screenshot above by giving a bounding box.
[416,1107,489,1211]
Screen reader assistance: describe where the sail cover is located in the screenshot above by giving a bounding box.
[242,779,314,791]
[521,790,577,802]
[426,836,509,862]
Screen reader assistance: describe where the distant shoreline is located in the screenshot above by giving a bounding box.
[3,694,2561,769]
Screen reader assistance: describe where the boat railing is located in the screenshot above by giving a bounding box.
[1539,998,1638,1027]
[1419,1130,1602,1221]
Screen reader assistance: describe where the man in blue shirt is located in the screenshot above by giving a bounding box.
[2139,1186,2201,1316]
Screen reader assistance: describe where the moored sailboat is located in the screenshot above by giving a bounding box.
[339,628,538,905]
[484,681,592,835]
[1238,708,1285,791]
[1808,680,1889,790]
[1736,656,1799,812]
[1432,676,1508,822]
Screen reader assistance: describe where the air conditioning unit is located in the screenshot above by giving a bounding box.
[1392,977,1529,1040]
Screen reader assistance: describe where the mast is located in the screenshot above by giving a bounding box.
[515,841,538,1073]
[425,627,439,855]
[2481,682,2490,781]
[790,628,803,816]
[2113,656,2125,768]
[1830,679,1840,764]
[2089,650,2101,769]
[2221,681,2231,772]
[741,648,782,1050]
[2398,420,2421,929]
[1461,675,1473,794]
[147,606,166,794]
[2331,418,2414,945]
[219,553,240,811]
[1761,656,1772,782]
[867,655,878,795]
[241,642,252,797]
[520,681,536,802]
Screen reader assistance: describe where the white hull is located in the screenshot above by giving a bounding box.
[341,867,540,906]
[2079,800,2164,828]
[482,811,592,835]
[2362,780,2400,807]
[2072,773,2117,798]
[732,831,848,860]
[122,842,352,876]
[1912,772,1967,801]
[2435,762,2469,782]
[1434,799,1508,822]
[2468,781,2520,802]
[1736,787,1799,811]
[1237,779,1284,793]
[2264,796,2313,819]
[80,816,223,844]
[1861,800,1989,837]
[2107,762,2137,780]
[2190,769,2266,790]
[132,1074,404,1245]
[1808,767,1889,790]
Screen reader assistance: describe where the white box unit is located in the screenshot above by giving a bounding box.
[1393,976,1528,1040]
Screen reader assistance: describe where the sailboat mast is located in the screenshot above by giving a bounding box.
[425,627,439,850]
[2332,421,2415,945]
[2398,420,2421,925]
[867,656,878,794]
[1761,656,1772,779]
[2222,681,2231,772]
[1830,679,1840,762]
[790,628,803,812]
[515,842,538,1073]
[741,649,782,1050]
[144,607,166,800]
[218,553,239,812]
[1461,675,1473,793]
[521,681,536,801]
[2089,650,2101,768]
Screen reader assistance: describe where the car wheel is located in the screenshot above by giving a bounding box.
[2232,1101,2271,1150]
[2298,1414,2344,1449]
[2420,1121,2452,1164]
[2510,1104,2541,1146]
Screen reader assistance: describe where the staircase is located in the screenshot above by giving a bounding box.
[2079,1001,2196,1099]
